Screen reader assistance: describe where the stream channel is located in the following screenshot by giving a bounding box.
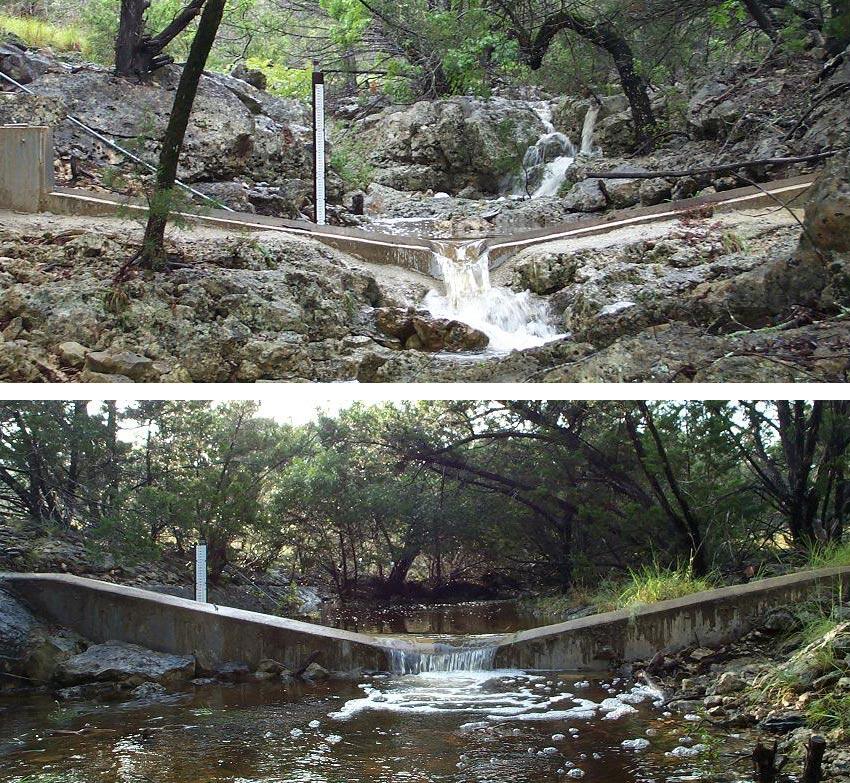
[0,601,755,783]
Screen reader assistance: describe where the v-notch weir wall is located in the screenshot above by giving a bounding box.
[2,567,848,673]
[1,125,816,277]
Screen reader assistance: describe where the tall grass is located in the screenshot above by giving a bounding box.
[807,539,850,569]
[0,15,90,55]
[593,562,716,612]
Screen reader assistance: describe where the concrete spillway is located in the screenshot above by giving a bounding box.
[3,567,849,674]
[1,125,816,276]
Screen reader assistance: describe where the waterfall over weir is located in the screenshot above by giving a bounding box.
[423,241,560,352]
[387,644,497,675]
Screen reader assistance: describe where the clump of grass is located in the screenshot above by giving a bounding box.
[0,14,90,55]
[807,691,850,732]
[808,540,850,569]
[593,562,715,612]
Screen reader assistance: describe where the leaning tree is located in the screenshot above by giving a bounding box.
[115,0,208,77]
[122,0,226,272]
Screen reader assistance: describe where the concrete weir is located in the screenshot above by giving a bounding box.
[493,566,850,670]
[3,567,850,674]
[0,573,406,672]
[1,125,816,275]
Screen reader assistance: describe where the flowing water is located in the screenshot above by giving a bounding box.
[512,102,577,199]
[423,241,562,352]
[581,103,600,156]
[0,671,753,783]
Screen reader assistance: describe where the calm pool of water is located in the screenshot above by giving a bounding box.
[312,599,555,636]
[0,672,751,783]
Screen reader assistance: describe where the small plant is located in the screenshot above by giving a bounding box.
[807,691,850,731]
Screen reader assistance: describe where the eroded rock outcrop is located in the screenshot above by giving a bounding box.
[764,148,850,311]
[0,589,85,684]
[348,98,546,194]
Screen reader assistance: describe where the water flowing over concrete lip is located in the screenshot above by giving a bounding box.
[1,126,816,275]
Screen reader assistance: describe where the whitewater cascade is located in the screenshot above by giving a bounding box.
[581,102,601,155]
[423,242,560,352]
[387,644,497,675]
[513,101,576,199]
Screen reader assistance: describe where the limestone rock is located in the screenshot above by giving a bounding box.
[57,341,90,369]
[375,307,489,352]
[302,662,330,680]
[58,641,196,686]
[0,589,84,683]
[85,350,155,381]
[214,661,252,682]
[561,179,608,212]
[714,672,746,695]
[410,316,489,352]
[351,97,546,194]
[231,63,268,91]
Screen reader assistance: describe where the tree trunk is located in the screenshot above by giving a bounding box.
[827,0,850,55]
[625,405,708,576]
[741,0,779,40]
[385,547,419,595]
[116,0,208,78]
[523,11,656,151]
[138,0,225,267]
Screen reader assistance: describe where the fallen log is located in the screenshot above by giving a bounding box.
[585,149,844,180]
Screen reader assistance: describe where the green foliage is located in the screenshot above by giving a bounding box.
[331,128,375,190]
[807,691,850,731]
[593,562,716,612]
[807,540,850,569]
[244,58,312,100]
[319,0,371,48]
[0,13,90,54]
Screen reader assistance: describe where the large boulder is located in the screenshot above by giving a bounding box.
[8,61,313,214]
[764,148,850,310]
[374,307,489,352]
[58,641,196,687]
[0,589,84,683]
[351,97,546,194]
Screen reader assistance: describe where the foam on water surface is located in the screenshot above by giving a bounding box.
[424,241,562,352]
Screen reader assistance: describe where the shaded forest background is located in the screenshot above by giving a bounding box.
[0,400,847,601]
[2,0,848,107]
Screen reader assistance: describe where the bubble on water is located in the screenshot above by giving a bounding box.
[646,728,658,736]
[574,681,590,689]
[666,744,708,758]
[569,728,580,735]
[308,720,320,729]
[544,747,558,755]
[567,769,585,778]
[263,731,273,739]
[552,733,566,741]
[592,752,602,760]
[622,738,651,751]
[679,736,693,744]
[683,714,702,722]
[459,721,490,733]
[290,728,303,738]
[325,734,342,744]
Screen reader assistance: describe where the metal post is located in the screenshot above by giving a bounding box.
[312,67,326,225]
[194,540,208,602]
